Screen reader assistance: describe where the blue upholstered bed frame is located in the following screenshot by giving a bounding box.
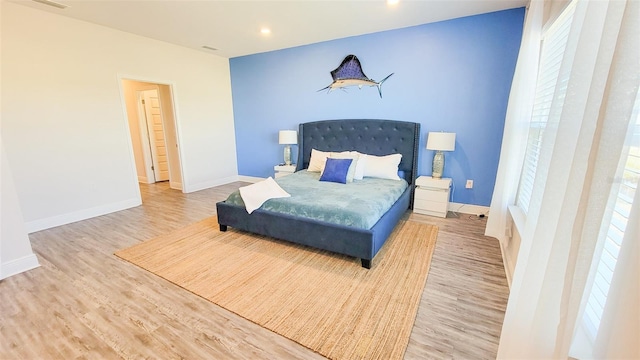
[216,119,420,268]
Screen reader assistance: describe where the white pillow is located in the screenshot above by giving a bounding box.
[308,149,331,172]
[363,153,402,180]
[354,153,367,180]
[330,151,360,183]
[238,177,290,214]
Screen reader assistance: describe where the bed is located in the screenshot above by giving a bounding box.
[216,119,420,268]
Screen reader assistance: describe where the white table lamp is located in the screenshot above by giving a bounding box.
[426,132,456,179]
[278,130,297,165]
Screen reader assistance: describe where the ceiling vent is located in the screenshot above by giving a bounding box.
[202,46,218,51]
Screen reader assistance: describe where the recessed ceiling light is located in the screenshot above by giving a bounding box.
[260,28,271,35]
[32,0,68,9]
[387,0,399,6]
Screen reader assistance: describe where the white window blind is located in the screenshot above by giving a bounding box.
[516,4,576,214]
[583,89,640,339]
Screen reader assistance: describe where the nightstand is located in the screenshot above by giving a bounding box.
[274,164,296,178]
[413,176,452,218]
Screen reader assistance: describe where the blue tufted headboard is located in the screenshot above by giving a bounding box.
[296,119,420,192]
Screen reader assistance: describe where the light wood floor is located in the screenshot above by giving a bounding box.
[0,181,509,359]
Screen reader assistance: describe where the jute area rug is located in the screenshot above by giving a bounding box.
[115,217,438,360]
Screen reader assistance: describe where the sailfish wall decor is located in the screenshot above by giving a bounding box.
[319,55,393,98]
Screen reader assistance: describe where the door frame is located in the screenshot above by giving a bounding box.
[118,75,185,194]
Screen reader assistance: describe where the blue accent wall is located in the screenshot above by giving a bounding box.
[230,8,524,206]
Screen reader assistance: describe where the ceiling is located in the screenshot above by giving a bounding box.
[12,0,528,58]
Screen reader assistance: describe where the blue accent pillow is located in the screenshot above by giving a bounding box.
[319,158,353,184]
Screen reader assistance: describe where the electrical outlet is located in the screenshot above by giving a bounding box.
[466,179,474,189]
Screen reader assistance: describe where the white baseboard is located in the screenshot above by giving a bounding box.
[25,197,141,233]
[448,202,490,216]
[499,240,514,288]
[237,175,265,183]
[1,253,40,280]
[181,175,264,193]
[501,205,525,289]
[183,175,240,193]
[169,181,182,191]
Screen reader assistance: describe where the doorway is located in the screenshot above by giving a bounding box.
[139,89,169,182]
[121,79,183,190]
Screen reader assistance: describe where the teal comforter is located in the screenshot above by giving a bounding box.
[225,170,408,229]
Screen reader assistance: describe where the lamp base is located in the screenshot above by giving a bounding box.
[283,145,292,166]
[432,151,444,179]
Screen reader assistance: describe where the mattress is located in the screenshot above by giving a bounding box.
[225,170,408,229]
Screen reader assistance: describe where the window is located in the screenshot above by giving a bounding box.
[582,88,640,340]
[516,3,576,214]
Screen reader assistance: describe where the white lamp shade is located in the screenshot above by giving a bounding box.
[279,130,297,145]
[426,132,456,151]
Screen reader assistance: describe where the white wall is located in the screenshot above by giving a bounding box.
[1,2,237,232]
[0,0,40,279]
[1,141,40,279]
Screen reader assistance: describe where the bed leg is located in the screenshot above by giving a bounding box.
[219,224,227,232]
[361,259,371,269]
